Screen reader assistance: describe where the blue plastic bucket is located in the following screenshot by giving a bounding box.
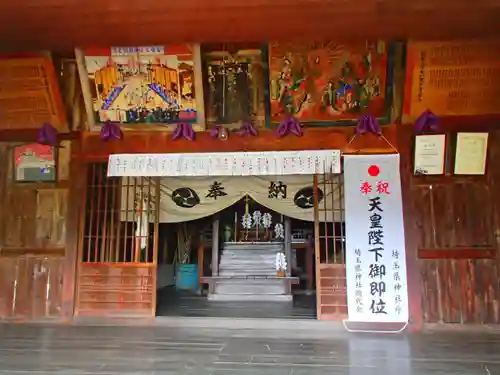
[175,264,199,291]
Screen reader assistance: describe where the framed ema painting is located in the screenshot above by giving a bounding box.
[14,143,56,183]
[82,45,204,128]
[268,41,394,126]
[201,43,268,128]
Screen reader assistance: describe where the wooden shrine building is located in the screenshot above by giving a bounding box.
[0,0,500,330]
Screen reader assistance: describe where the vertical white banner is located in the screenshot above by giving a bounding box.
[344,154,409,323]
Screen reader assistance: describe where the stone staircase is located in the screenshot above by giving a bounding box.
[208,242,293,302]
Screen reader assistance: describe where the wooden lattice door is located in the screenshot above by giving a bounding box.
[75,163,159,317]
[313,173,347,320]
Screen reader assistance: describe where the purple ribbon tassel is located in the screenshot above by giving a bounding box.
[355,114,381,136]
[414,110,439,134]
[172,122,195,141]
[238,120,258,137]
[210,126,224,138]
[37,123,58,146]
[276,115,303,137]
[100,121,123,142]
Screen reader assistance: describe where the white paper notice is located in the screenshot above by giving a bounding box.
[454,132,488,175]
[414,134,446,175]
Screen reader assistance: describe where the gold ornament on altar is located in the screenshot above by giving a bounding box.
[218,126,229,141]
[209,126,229,141]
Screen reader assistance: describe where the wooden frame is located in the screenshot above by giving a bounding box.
[75,45,206,133]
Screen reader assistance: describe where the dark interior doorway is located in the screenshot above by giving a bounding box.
[155,197,317,319]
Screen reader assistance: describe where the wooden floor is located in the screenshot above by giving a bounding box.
[1,323,500,374]
[155,287,316,319]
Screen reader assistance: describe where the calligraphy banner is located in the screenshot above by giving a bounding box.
[404,40,500,119]
[107,150,341,177]
[121,175,342,223]
[343,154,408,323]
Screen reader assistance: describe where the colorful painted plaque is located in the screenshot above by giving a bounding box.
[83,46,197,124]
[268,41,390,124]
[14,143,56,182]
[404,41,500,118]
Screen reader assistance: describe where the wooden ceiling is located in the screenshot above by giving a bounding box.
[0,0,499,51]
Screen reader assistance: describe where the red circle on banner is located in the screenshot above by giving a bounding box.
[368,165,380,177]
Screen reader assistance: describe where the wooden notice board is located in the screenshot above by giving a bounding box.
[404,40,500,119]
[0,57,67,131]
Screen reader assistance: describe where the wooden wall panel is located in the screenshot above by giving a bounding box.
[36,189,68,248]
[318,265,347,319]
[412,183,495,250]
[419,259,499,324]
[401,125,500,326]
[0,256,64,319]
[75,264,154,317]
[0,141,72,321]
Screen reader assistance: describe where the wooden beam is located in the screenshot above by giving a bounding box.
[79,125,398,160]
[74,48,96,132]
[418,248,497,259]
[1,4,500,51]
[0,130,80,143]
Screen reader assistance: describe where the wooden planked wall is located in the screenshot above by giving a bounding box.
[400,125,500,325]
[0,141,72,320]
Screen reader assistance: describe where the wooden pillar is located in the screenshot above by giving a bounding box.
[306,237,314,291]
[61,142,86,320]
[211,216,219,276]
[284,216,292,276]
[197,243,204,280]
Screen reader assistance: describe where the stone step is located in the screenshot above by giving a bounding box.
[221,251,281,256]
[219,271,277,277]
[211,279,287,294]
[208,279,291,301]
[208,294,293,302]
[219,263,275,270]
[219,257,275,263]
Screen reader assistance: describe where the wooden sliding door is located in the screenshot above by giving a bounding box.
[313,172,347,320]
[75,163,159,317]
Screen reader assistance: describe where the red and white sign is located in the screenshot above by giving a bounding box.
[343,154,409,323]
